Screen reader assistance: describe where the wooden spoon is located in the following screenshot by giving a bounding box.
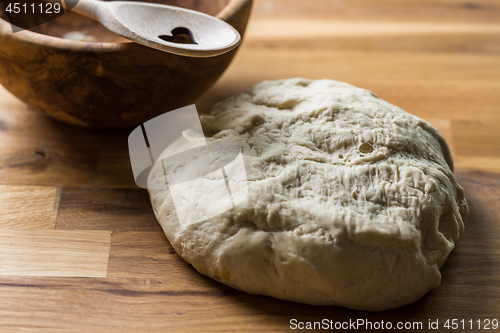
[70,0,241,57]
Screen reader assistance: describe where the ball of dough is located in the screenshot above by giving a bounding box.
[148,78,468,311]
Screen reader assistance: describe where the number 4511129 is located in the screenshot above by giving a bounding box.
[444,319,498,330]
[5,2,62,14]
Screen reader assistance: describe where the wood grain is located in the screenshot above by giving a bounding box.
[96,144,138,189]
[107,231,203,280]
[248,20,500,40]
[453,120,500,158]
[251,0,500,23]
[0,97,123,149]
[456,157,500,174]
[55,188,160,231]
[0,230,112,277]
[0,0,499,331]
[0,145,98,186]
[0,185,58,229]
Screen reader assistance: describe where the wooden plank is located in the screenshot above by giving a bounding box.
[0,89,119,150]
[107,231,204,280]
[95,145,138,189]
[0,243,498,333]
[456,157,500,174]
[226,46,500,81]
[251,0,500,23]
[0,145,98,187]
[0,90,132,187]
[457,170,500,197]
[244,33,500,55]
[218,48,500,123]
[55,188,160,231]
[247,20,500,40]
[457,171,500,239]
[0,185,59,229]
[226,48,500,84]
[0,276,257,333]
[453,120,500,158]
[0,230,111,277]
[106,230,236,297]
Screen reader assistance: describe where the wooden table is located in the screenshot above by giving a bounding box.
[1,0,499,331]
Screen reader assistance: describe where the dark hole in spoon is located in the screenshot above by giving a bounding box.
[159,27,197,44]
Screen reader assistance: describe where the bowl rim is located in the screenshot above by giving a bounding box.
[0,0,248,52]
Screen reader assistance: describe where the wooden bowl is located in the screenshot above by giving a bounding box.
[0,0,252,128]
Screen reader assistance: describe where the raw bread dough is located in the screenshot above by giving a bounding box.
[148,78,468,311]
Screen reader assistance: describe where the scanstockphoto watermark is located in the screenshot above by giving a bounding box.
[290,319,422,330]
[128,105,248,227]
[290,318,499,330]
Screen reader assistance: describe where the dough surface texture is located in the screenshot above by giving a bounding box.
[148,78,468,311]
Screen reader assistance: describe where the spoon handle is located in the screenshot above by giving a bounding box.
[71,0,110,22]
